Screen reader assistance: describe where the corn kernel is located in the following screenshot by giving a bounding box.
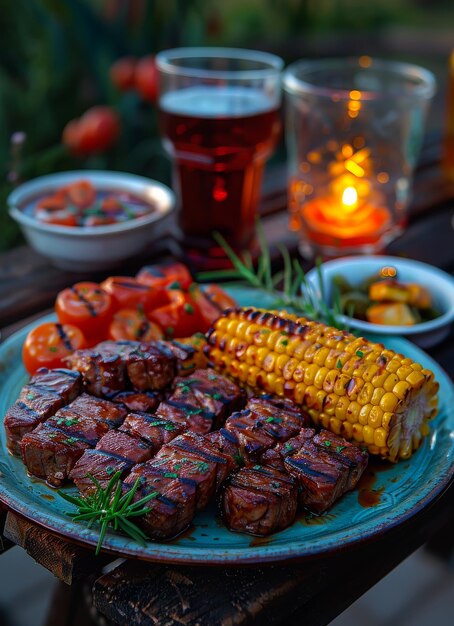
[294,382,307,405]
[275,353,290,374]
[358,382,374,405]
[406,370,426,389]
[396,365,414,381]
[283,357,299,380]
[329,417,342,435]
[340,420,353,439]
[352,423,364,442]
[393,381,411,400]
[314,366,329,389]
[320,413,331,429]
[363,425,375,444]
[262,353,276,373]
[334,396,350,420]
[371,387,385,406]
[380,392,399,412]
[323,369,340,393]
[359,404,372,425]
[384,373,399,391]
[374,427,387,448]
[313,347,330,366]
[368,405,384,428]
[346,400,361,423]
[304,363,319,386]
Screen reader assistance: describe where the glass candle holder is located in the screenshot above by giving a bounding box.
[282,57,436,257]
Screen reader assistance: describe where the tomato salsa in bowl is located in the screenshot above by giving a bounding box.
[8,171,175,271]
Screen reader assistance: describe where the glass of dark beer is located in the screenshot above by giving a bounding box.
[156,47,284,269]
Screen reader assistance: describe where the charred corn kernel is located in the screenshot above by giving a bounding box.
[314,366,329,389]
[371,387,386,405]
[384,373,400,392]
[367,405,383,428]
[393,381,411,400]
[346,401,361,423]
[363,425,375,444]
[329,417,342,434]
[304,363,319,386]
[374,427,387,448]
[207,308,438,461]
[359,404,372,425]
[335,396,350,420]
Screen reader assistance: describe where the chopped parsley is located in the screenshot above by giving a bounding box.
[266,416,283,424]
[57,417,79,427]
[167,281,181,290]
[166,327,174,336]
[207,372,218,381]
[196,461,209,473]
[336,445,346,453]
[26,393,35,400]
[64,436,79,445]
[49,346,58,353]
[324,440,332,447]
[252,465,261,470]
[260,329,271,335]
[184,303,195,314]
[336,359,342,369]
[356,350,364,358]
[164,423,176,431]
[281,339,288,346]
[233,451,245,467]
[179,385,191,394]
[164,472,178,479]
[105,465,115,475]
[284,442,294,453]
[212,392,223,400]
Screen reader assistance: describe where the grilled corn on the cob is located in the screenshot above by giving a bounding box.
[205,308,438,462]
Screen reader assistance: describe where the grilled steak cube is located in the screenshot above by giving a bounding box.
[260,429,317,471]
[120,413,183,454]
[70,450,132,495]
[65,344,126,397]
[66,393,127,428]
[284,441,350,513]
[166,432,236,489]
[110,390,162,413]
[95,430,153,465]
[246,396,310,441]
[153,441,219,510]
[125,464,197,540]
[122,341,176,391]
[4,403,47,456]
[160,339,198,377]
[205,429,246,468]
[46,410,111,446]
[224,409,276,463]
[156,369,245,434]
[20,425,90,487]
[27,368,82,404]
[221,465,298,536]
[313,430,368,490]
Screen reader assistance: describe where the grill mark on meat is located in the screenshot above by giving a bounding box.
[285,456,337,481]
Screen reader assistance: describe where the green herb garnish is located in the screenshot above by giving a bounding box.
[356,350,364,358]
[324,440,332,447]
[196,220,346,329]
[184,303,195,314]
[336,445,346,453]
[336,359,342,369]
[58,472,157,555]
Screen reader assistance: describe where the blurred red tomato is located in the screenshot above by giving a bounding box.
[62,106,120,156]
[110,57,137,91]
[135,55,158,103]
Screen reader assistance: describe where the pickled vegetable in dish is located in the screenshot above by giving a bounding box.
[332,272,440,326]
[29,180,157,227]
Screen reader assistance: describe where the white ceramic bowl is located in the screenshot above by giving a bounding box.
[306,255,454,348]
[8,170,175,271]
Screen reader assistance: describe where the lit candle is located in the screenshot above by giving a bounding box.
[300,182,391,249]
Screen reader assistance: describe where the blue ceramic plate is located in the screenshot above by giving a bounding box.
[1,286,453,564]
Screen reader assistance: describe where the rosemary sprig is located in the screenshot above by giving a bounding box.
[58,471,157,555]
[197,221,346,329]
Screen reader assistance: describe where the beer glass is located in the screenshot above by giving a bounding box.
[156,47,283,268]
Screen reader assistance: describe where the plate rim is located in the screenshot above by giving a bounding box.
[1,295,453,564]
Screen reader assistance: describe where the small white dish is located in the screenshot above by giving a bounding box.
[8,170,175,271]
[306,255,454,348]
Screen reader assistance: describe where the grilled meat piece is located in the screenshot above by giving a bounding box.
[312,430,368,490]
[160,339,199,377]
[65,393,127,428]
[124,464,197,540]
[284,441,351,513]
[166,431,236,489]
[20,425,90,487]
[110,390,162,413]
[4,368,82,455]
[156,369,245,434]
[66,340,176,395]
[65,343,126,397]
[120,413,183,454]
[246,396,310,440]
[26,368,82,404]
[153,436,220,510]
[96,430,153,465]
[260,429,317,471]
[223,409,276,463]
[221,465,298,536]
[46,411,110,447]
[70,450,132,495]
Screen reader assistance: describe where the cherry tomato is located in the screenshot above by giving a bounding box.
[55,282,113,342]
[36,194,67,212]
[149,290,202,338]
[22,322,86,375]
[202,284,237,312]
[62,106,120,156]
[101,196,123,214]
[34,208,78,227]
[100,276,169,313]
[109,308,164,342]
[134,55,158,103]
[65,180,96,209]
[136,261,193,290]
[110,56,137,91]
[186,284,227,332]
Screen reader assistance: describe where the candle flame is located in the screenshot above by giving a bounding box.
[342,186,358,207]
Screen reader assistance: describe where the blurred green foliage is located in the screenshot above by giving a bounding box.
[0,0,452,251]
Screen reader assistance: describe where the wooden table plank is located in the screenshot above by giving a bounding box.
[92,485,454,626]
[3,512,109,585]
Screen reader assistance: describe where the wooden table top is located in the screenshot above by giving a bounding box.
[0,142,453,626]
